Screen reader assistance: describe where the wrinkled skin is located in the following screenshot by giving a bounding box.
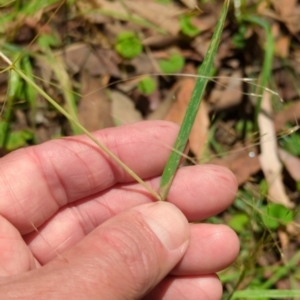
[0,121,239,300]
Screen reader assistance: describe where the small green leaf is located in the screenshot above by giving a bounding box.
[159,54,185,73]
[228,213,250,233]
[6,130,34,151]
[156,0,171,3]
[279,131,300,156]
[232,24,247,49]
[0,121,9,147]
[259,179,268,197]
[19,0,60,15]
[180,16,200,37]
[137,77,156,95]
[235,120,253,135]
[262,203,294,230]
[115,31,143,59]
[296,181,300,191]
[38,33,61,49]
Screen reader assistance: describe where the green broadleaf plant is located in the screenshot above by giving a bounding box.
[262,203,293,230]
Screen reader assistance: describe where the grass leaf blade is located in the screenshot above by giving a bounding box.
[159,0,231,200]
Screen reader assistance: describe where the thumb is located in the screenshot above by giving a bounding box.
[0,202,190,300]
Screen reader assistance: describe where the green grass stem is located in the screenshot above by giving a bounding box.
[242,15,274,127]
[0,51,161,201]
[22,54,38,127]
[0,54,21,148]
[231,289,300,299]
[158,0,231,200]
[260,250,300,289]
[48,54,82,135]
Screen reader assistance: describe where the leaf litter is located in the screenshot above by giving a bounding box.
[0,0,300,296]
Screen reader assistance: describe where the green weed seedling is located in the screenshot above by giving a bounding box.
[228,213,250,233]
[115,31,143,59]
[158,53,185,74]
[179,15,200,37]
[261,203,294,230]
[279,127,300,156]
[137,77,157,96]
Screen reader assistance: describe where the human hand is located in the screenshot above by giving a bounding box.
[0,121,239,299]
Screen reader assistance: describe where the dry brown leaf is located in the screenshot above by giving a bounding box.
[208,70,243,110]
[189,100,209,160]
[272,67,298,101]
[78,72,114,131]
[0,72,8,86]
[143,35,178,48]
[56,44,120,77]
[274,100,300,131]
[164,64,210,159]
[192,34,211,59]
[147,84,180,121]
[129,54,157,75]
[179,0,197,9]
[271,0,297,18]
[125,0,182,35]
[96,0,130,16]
[210,147,261,185]
[35,127,52,144]
[278,229,290,256]
[275,36,290,58]
[34,56,53,88]
[110,90,143,125]
[192,15,218,32]
[77,1,111,24]
[271,0,300,34]
[258,91,294,208]
[278,148,300,181]
[97,0,182,35]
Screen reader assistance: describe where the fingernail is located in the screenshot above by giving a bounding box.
[133,202,189,251]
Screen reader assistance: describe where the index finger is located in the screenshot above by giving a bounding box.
[0,121,179,233]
